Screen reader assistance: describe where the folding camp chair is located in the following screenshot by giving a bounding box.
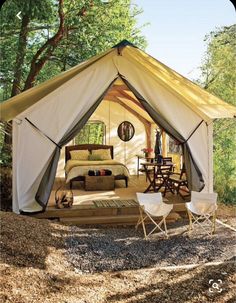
[136,192,173,239]
[186,191,218,235]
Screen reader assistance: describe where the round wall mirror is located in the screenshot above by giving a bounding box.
[117,121,135,142]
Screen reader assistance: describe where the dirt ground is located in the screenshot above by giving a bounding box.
[0,205,235,303]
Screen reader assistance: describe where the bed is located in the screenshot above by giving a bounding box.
[65,144,130,189]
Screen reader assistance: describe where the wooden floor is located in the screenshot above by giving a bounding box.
[32,175,189,225]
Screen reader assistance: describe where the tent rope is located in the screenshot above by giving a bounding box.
[25,117,62,149]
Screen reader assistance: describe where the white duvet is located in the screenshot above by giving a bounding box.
[65,159,130,183]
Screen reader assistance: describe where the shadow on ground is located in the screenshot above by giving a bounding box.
[65,220,236,273]
[0,211,69,269]
[105,259,235,303]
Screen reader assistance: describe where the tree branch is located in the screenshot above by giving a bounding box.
[203,70,222,89]
[11,14,30,96]
[23,0,65,90]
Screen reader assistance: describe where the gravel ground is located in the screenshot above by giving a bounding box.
[0,212,236,303]
[1,211,236,303]
[65,219,236,273]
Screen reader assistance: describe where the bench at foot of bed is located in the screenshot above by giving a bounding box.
[69,175,128,189]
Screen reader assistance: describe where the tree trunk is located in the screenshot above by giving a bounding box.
[11,14,30,97]
[23,0,65,91]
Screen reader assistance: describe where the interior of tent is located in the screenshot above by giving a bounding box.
[56,78,182,178]
[1,40,235,218]
[52,78,185,209]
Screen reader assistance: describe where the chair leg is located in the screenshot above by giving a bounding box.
[138,207,147,240]
[135,206,144,229]
[187,210,192,233]
[212,211,216,234]
[163,217,168,238]
[135,215,141,230]
[176,183,181,195]
[141,214,147,240]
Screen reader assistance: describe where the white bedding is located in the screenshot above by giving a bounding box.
[65,159,130,183]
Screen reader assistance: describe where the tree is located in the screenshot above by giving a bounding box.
[0,0,146,100]
[0,0,147,208]
[0,0,146,144]
[199,25,236,204]
[0,0,54,96]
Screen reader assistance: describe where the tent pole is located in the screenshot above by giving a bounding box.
[207,122,214,193]
[12,121,18,213]
[108,100,111,145]
[162,131,167,157]
[124,105,126,165]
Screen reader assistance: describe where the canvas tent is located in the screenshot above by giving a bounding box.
[1,40,235,214]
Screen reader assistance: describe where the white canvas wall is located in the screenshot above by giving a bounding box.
[9,43,230,213]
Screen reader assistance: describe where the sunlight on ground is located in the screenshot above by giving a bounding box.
[49,175,149,206]
[73,190,120,204]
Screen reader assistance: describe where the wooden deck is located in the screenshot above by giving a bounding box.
[31,175,188,225]
[31,201,187,225]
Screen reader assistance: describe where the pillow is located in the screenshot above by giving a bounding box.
[91,149,112,160]
[70,150,89,160]
[88,154,102,161]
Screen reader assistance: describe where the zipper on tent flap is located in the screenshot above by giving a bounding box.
[25,117,62,149]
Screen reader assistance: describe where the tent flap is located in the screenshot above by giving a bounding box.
[35,78,118,209]
[121,77,205,192]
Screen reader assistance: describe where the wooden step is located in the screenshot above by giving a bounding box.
[173,203,186,212]
[60,214,140,225]
[59,212,180,226]
[32,202,186,220]
[32,205,140,219]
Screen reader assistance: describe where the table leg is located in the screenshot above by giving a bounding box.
[161,176,175,196]
[137,156,140,177]
[143,166,155,193]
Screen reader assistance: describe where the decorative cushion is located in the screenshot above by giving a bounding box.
[88,154,102,161]
[91,149,112,160]
[70,150,90,160]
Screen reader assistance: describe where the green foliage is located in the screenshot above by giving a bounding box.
[75,121,105,145]
[0,124,12,210]
[0,0,57,99]
[0,123,12,166]
[43,0,147,74]
[0,0,146,100]
[0,166,12,211]
[199,25,236,204]
[1,0,53,21]
[213,118,236,204]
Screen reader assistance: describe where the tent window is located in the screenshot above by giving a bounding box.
[74,120,105,145]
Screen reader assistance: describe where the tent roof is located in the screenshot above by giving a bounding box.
[1,40,235,122]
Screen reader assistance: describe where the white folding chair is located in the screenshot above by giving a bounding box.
[136,192,173,240]
[186,191,218,235]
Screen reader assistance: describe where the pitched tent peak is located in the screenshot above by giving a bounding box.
[1,39,236,122]
[112,39,137,49]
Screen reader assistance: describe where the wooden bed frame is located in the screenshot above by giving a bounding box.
[65,144,128,189]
